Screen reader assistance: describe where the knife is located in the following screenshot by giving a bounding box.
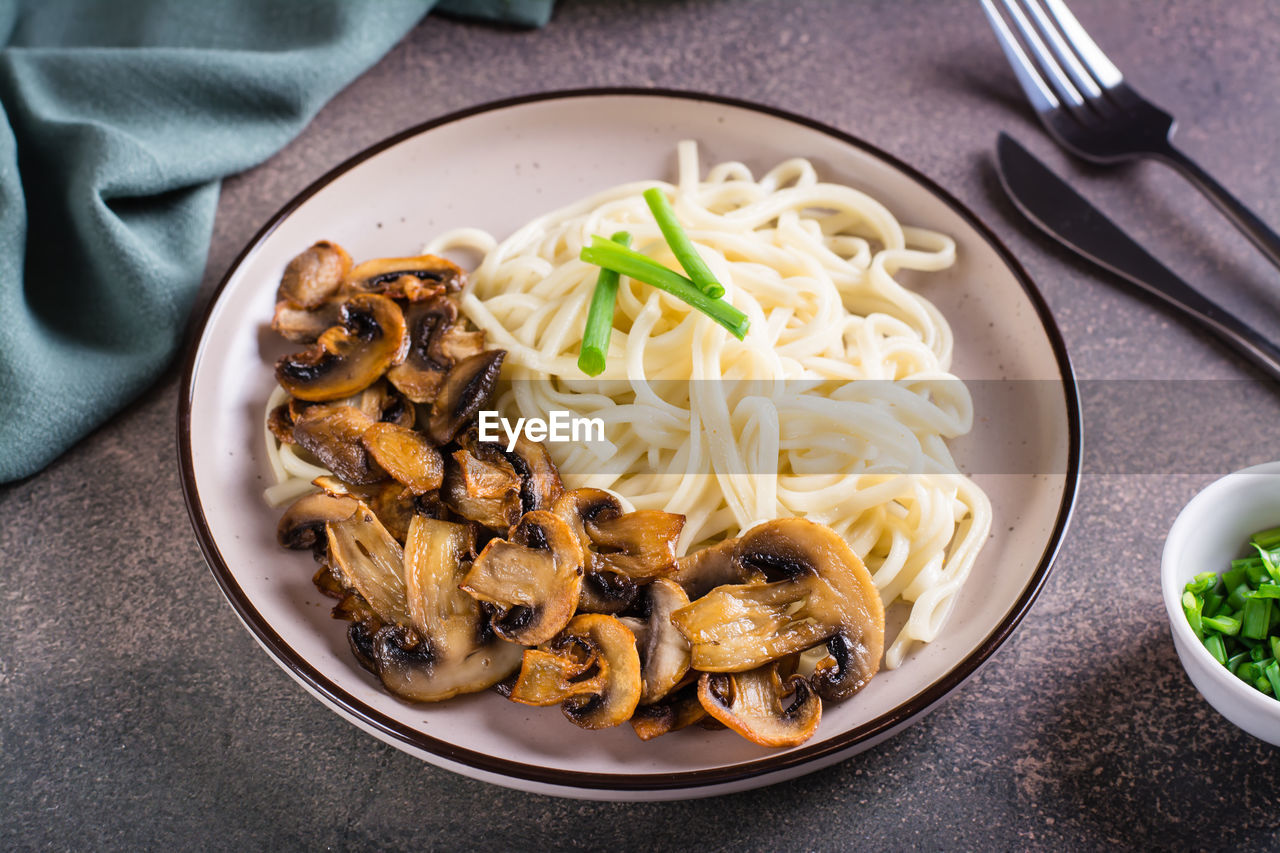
[995,132,1280,382]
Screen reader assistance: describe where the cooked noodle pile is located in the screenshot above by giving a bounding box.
[411,142,994,668]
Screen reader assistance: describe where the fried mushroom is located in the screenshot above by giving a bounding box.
[291,404,384,485]
[361,422,443,495]
[669,518,885,701]
[276,293,408,402]
[460,510,585,646]
[346,254,467,300]
[697,662,822,748]
[355,517,523,702]
[426,349,505,445]
[509,614,642,730]
[386,295,485,405]
[276,492,360,554]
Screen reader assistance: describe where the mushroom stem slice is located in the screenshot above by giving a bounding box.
[441,445,522,531]
[326,503,408,625]
[276,293,409,402]
[586,511,685,580]
[460,510,585,646]
[697,664,822,748]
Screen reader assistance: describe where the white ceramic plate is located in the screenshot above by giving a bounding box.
[180,90,1080,800]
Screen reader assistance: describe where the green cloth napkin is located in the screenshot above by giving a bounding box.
[0,0,552,483]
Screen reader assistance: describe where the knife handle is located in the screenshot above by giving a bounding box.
[1098,239,1280,382]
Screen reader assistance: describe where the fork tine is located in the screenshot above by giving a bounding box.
[998,0,1085,108]
[1040,0,1123,90]
[980,0,1061,113]
[1020,0,1102,100]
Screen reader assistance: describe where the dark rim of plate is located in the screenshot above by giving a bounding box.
[177,87,1083,795]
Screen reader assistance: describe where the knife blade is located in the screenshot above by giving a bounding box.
[995,132,1280,381]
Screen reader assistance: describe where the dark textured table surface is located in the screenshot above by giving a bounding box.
[5,1,1280,849]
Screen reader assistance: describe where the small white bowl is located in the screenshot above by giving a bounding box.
[1162,461,1280,745]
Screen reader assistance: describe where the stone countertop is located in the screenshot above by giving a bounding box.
[4,0,1280,848]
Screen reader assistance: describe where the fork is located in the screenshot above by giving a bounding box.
[981,0,1280,272]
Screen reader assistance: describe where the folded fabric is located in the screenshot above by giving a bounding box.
[0,0,553,483]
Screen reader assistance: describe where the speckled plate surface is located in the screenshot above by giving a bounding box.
[179,90,1081,800]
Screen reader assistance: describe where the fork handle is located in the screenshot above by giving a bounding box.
[1158,144,1280,272]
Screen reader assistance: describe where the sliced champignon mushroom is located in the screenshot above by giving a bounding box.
[697,663,822,748]
[668,518,885,702]
[277,493,360,554]
[354,516,523,702]
[508,637,605,706]
[291,404,384,485]
[276,241,352,309]
[454,428,563,515]
[635,579,692,705]
[276,293,408,402]
[385,295,484,404]
[552,488,684,581]
[346,254,467,300]
[509,614,642,730]
[630,682,708,741]
[670,536,765,599]
[440,445,522,531]
[426,349,505,445]
[267,402,298,445]
[361,423,443,495]
[336,380,415,429]
[325,502,407,624]
[459,510,584,646]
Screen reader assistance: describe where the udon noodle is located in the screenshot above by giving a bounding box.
[414,141,994,669]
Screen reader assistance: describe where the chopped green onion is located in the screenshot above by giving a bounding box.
[1242,596,1273,640]
[1204,633,1228,665]
[1187,571,1218,595]
[1254,583,1280,599]
[1227,582,1252,611]
[1238,661,1261,683]
[1267,662,1280,697]
[1183,590,1204,638]
[1228,651,1251,674]
[1202,591,1225,618]
[1223,565,1249,592]
[1244,560,1267,586]
[1202,614,1240,636]
[642,187,725,298]
[577,231,632,377]
[1256,676,1274,695]
[1255,544,1280,584]
[1251,525,1280,551]
[580,236,750,340]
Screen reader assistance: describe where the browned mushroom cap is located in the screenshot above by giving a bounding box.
[697,663,822,748]
[426,349,505,445]
[291,404,384,485]
[460,510,584,646]
[669,518,884,702]
[277,492,360,554]
[440,445,522,531]
[276,293,408,402]
[341,380,416,429]
[509,614,642,730]
[267,402,298,445]
[670,536,765,599]
[353,516,523,703]
[276,241,351,309]
[325,502,407,625]
[385,296,485,404]
[361,423,443,495]
[630,681,707,741]
[346,254,466,300]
